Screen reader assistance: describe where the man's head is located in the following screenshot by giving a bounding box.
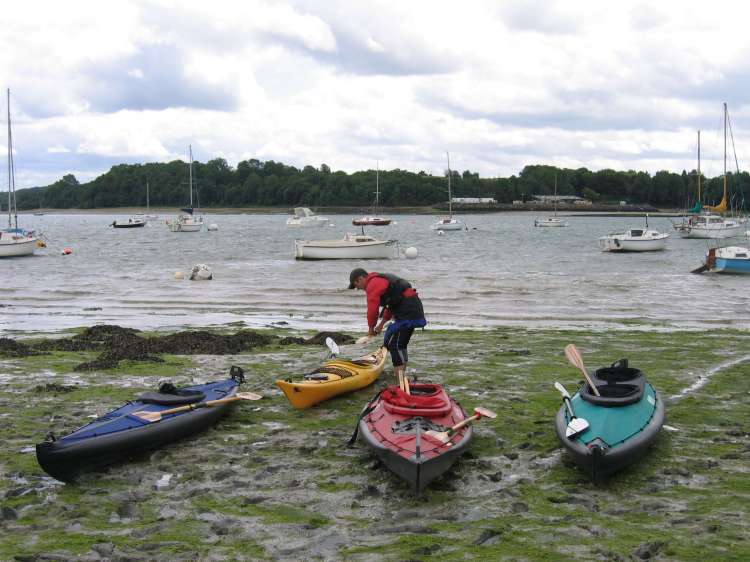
[348,268,368,290]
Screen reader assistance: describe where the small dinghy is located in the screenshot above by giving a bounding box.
[354,383,489,493]
[36,367,256,482]
[555,359,665,480]
[276,344,387,409]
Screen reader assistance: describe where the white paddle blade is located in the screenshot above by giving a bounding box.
[356,334,374,345]
[236,392,263,400]
[565,417,590,439]
[554,381,570,399]
[133,411,162,423]
[474,407,497,419]
[424,430,450,443]
[325,337,340,356]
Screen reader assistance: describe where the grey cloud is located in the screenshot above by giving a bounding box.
[77,43,238,112]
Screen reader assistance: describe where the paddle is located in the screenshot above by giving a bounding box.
[554,381,590,438]
[425,407,497,443]
[132,392,262,423]
[564,344,601,397]
[325,337,340,359]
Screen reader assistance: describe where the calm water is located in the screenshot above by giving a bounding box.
[2,212,749,336]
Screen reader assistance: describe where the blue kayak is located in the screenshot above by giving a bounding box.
[36,368,245,482]
[555,359,665,480]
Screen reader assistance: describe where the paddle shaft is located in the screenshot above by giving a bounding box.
[151,394,248,418]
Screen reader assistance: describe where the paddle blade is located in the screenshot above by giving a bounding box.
[424,430,451,443]
[236,392,263,401]
[691,264,709,274]
[554,381,571,399]
[325,337,340,356]
[564,344,583,370]
[132,410,162,423]
[474,407,497,419]
[565,417,590,439]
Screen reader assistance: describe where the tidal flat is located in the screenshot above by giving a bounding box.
[1,327,749,561]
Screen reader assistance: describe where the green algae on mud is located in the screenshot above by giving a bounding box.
[0,327,749,561]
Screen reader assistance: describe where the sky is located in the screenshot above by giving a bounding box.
[2,0,750,188]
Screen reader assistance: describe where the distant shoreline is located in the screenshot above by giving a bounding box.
[20,205,687,216]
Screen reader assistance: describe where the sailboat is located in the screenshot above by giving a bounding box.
[534,174,569,227]
[677,105,747,239]
[353,161,391,226]
[431,152,465,231]
[167,146,204,233]
[1,89,38,258]
[133,180,158,222]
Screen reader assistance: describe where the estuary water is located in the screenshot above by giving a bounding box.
[1,212,749,336]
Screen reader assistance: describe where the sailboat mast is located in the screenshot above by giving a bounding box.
[697,130,701,203]
[188,145,193,208]
[6,89,14,229]
[553,173,558,217]
[723,102,727,203]
[146,179,150,212]
[447,152,452,218]
[375,161,379,208]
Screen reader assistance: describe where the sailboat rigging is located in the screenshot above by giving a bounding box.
[167,145,205,232]
[353,161,391,226]
[431,152,465,231]
[534,174,569,227]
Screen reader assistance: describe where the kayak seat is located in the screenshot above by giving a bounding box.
[382,384,452,417]
[306,366,353,379]
[581,360,646,406]
[138,389,205,406]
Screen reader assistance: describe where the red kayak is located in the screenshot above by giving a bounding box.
[357,383,473,493]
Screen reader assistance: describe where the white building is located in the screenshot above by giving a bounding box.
[451,197,497,204]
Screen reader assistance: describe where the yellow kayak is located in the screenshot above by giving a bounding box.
[276,347,388,409]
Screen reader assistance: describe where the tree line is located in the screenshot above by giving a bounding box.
[12,159,750,210]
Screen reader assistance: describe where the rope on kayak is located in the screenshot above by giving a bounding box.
[346,387,386,447]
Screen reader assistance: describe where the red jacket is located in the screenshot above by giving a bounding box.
[363,272,417,329]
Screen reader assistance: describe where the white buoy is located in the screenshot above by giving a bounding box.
[174,271,184,280]
[437,230,445,236]
[405,247,418,259]
[207,223,219,231]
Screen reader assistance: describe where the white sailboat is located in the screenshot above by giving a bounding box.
[133,180,158,222]
[431,152,465,231]
[534,174,569,227]
[294,233,396,259]
[353,161,391,226]
[678,105,747,239]
[1,89,38,258]
[167,146,204,233]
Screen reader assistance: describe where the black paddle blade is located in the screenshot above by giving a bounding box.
[691,264,710,274]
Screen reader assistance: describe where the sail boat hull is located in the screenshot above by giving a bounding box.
[0,232,37,257]
[431,219,464,231]
[352,217,391,226]
[678,218,746,239]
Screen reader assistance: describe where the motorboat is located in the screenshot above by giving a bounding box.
[1,89,38,258]
[111,216,146,228]
[353,162,391,226]
[287,207,330,228]
[598,227,669,252]
[534,174,569,227]
[294,233,396,260]
[168,146,204,233]
[431,152,466,231]
[534,217,568,228]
